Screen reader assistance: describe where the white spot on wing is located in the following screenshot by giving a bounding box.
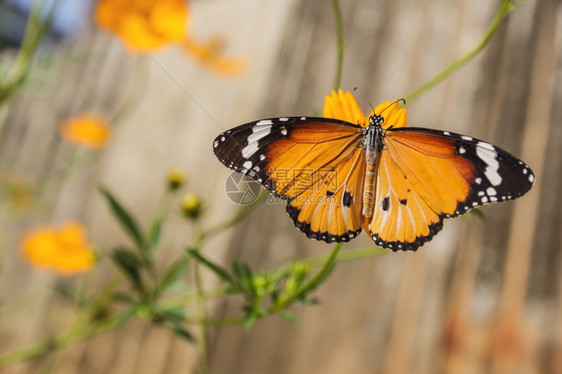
[279,117,289,122]
[476,145,500,171]
[462,136,473,141]
[459,147,466,154]
[484,167,502,186]
[486,187,497,196]
[243,161,252,169]
[475,177,482,184]
[242,143,259,159]
[242,123,272,158]
[477,142,501,186]
[529,174,535,183]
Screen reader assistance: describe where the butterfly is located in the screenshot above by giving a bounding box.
[213,90,535,251]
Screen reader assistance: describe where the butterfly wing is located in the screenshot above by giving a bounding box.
[214,117,366,242]
[367,128,535,251]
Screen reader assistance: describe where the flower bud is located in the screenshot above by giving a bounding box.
[181,194,202,220]
[167,168,186,191]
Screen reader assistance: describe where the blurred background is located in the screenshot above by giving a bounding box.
[0,0,560,373]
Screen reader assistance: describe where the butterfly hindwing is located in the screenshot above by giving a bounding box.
[213,117,365,242]
[286,145,366,242]
[367,128,535,251]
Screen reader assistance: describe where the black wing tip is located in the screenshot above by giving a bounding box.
[370,220,444,252]
[286,204,362,243]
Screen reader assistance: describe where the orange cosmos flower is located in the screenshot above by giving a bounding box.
[21,222,96,276]
[184,36,248,75]
[60,114,111,148]
[95,0,188,51]
[323,89,407,128]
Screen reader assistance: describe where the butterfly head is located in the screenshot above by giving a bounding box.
[368,114,385,128]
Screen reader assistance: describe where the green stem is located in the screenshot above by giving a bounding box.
[331,0,345,89]
[270,243,342,313]
[403,0,518,103]
[0,0,57,105]
[191,220,210,374]
[160,245,389,311]
[0,314,123,369]
[302,244,388,268]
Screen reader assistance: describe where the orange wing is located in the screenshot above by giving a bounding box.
[214,117,365,242]
[366,128,535,251]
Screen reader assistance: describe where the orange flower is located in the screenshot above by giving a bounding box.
[21,222,96,276]
[323,89,407,128]
[95,0,188,51]
[184,36,248,75]
[60,114,111,148]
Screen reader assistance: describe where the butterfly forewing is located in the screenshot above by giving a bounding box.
[214,117,366,242]
[366,128,535,251]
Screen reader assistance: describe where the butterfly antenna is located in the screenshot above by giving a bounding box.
[354,87,375,115]
[380,98,406,116]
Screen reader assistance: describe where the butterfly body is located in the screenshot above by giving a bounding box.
[214,98,534,251]
[362,114,393,218]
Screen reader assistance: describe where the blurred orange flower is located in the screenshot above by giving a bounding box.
[184,36,248,75]
[323,89,407,129]
[95,0,188,51]
[60,114,111,148]
[21,222,96,276]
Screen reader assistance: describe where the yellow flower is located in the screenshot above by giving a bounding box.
[181,193,202,220]
[60,114,111,148]
[95,0,188,51]
[21,222,96,276]
[322,89,407,129]
[184,36,248,75]
[167,168,187,191]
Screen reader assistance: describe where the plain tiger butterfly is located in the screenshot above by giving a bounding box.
[213,90,534,251]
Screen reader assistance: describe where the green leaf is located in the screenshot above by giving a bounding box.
[115,308,138,327]
[276,310,297,324]
[148,216,164,253]
[187,249,235,285]
[113,292,137,305]
[303,261,336,293]
[160,307,187,322]
[112,248,143,292]
[100,187,145,249]
[159,256,190,292]
[169,323,196,342]
[232,261,254,293]
[244,313,258,330]
[232,261,252,281]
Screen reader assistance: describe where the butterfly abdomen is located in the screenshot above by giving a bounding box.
[362,163,376,217]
